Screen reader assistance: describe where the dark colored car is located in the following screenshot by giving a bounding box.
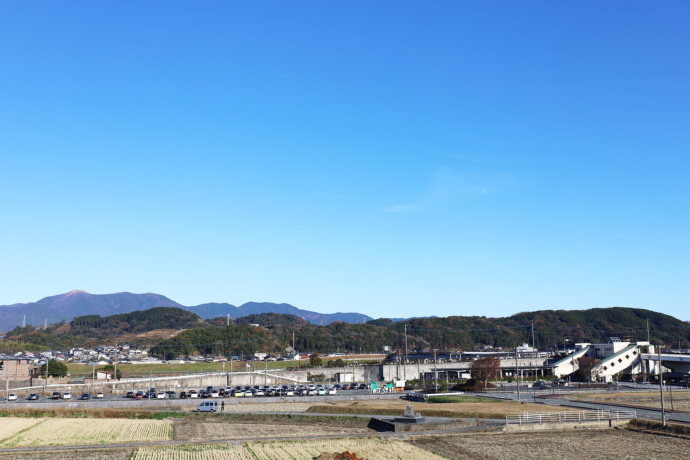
[52,391,61,399]
[359,383,367,390]
[180,391,187,399]
[126,391,134,398]
[135,391,144,399]
[167,391,176,399]
[80,393,90,400]
[28,393,39,400]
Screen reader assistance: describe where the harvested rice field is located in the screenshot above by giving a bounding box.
[134,438,442,460]
[578,391,690,412]
[0,419,44,443]
[306,398,563,418]
[0,418,172,447]
[408,429,690,460]
[174,419,374,442]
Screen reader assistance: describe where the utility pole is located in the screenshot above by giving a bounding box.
[433,348,438,392]
[531,321,535,350]
[113,343,118,392]
[647,320,650,343]
[45,359,49,391]
[658,346,666,426]
[515,347,520,402]
[91,364,95,395]
[404,325,407,381]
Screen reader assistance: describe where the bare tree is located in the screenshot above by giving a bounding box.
[469,356,501,389]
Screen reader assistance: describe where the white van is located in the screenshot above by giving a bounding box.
[196,401,218,412]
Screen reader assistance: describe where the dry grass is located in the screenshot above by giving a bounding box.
[408,429,690,460]
[0,418,172,447]
[134,438,441,460]
[307,398,562,419]
[577,391,690,412]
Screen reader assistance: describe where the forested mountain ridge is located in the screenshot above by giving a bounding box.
[3,307,207,350]
[3,305,688,357]
[150,307,690,359]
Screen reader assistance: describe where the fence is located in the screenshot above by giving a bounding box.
[505,410,637,425]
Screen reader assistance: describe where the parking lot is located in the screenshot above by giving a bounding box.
[3,383,379,406]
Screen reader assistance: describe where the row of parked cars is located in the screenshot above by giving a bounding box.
[6,382,372,402]
[122,383,371,400]
[7,390,105,401]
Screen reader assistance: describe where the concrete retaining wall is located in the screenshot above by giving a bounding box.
[504,418,629,431]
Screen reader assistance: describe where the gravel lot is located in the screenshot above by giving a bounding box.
[408,429,690,460]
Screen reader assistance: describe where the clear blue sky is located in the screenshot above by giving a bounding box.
[1,2,688,320]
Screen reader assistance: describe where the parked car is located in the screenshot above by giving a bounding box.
[7,393,17,401]
[52,391,61,399]
[126,391,134,398]
[156,392,166,399]
[180,391,187,399]
[80,393,90,400]
[167,391,176,399]
[189,390,199,398]
[317,387,326,396]
[135,391,144,399]
[327,387,337,395]
[28,393,39,400]
[96,392,104,398]
[209,389,219,398]
[63,391,72,399]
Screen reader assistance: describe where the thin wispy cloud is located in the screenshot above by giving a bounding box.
[384,167,516,213]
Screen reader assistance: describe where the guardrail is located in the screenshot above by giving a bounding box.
[505,410,637,425]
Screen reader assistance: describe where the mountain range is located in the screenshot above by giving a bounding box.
[0,291,372,332]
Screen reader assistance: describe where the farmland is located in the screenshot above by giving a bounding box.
[306,397,564,419]
[0,419,171,447]
[0,419,44,443]
[577,391,690,412]
[134,438,442,460]
[407,429,690,460]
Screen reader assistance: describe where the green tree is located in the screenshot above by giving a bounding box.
[310,352,323,367]
[39,359,68,378]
